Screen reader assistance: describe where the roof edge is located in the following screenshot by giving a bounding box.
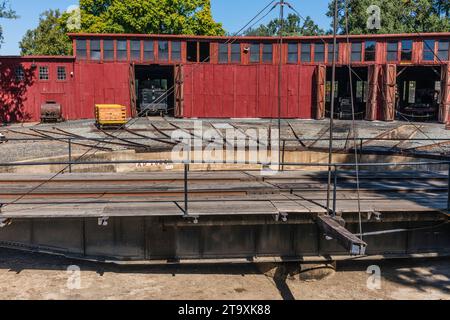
[67,32,450,41]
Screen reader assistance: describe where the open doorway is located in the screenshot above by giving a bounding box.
[326,67,368,120]
[134,65,175,117]
[396,66,441,122]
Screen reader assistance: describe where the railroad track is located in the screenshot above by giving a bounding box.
[0,171,447,213]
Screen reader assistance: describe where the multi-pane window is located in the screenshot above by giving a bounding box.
[171,41,181,61]
[143,40,154,61]
[314,43,325,62]
[423,40,435,61]
[250,43,260,63]
[90,39,101,60]
[387,42,398,62]
[76,40,87,60]
[15,66,24,81]
[117,40,128,61]
[351,42,362,62]
[401,40,413,61]
[39,66,49,80]
[288,43,298,63]
[262,44,273,63]
[301,43,311,62]
[130,40,141,61]
[364,41,376,61]
[103,40,114,61]
[231,43,241,63]
[327,43,339,63]
[438,40,449,61]
[219,43,228,63]
[57,66,66,81]
[158,41,169,61]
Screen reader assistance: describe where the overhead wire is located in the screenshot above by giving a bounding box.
[344,0,363,241]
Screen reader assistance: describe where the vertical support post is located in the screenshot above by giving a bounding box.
[326,0,339,213]
[332,165,338,217]
[184,162,189,217]
[68,138,72,173]
[281,139,286,172]
[277,0,284,172]
[447,163,450,213]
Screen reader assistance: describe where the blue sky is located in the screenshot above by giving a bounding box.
[0,0,332,55]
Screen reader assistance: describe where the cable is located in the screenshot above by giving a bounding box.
[1,0,279,208]
[344,0,363,242]
[355,221,449,238]
[325,0,339,215]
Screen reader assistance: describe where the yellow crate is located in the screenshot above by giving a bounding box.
[95,104,127,126]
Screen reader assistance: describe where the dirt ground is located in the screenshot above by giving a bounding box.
[0,249,448,300]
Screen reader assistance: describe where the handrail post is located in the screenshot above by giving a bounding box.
[184,162,189,217]
[332,165,338,217]
[447,163,450,213]
[68,138,72,173]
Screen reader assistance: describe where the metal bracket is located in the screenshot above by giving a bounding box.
[273,213,288,222]
[367,211,382,221]
[0,218,12,228]
[183,215,199,225]
[98,217,109,226]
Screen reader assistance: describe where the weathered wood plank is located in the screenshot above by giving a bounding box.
[315,215,367,255]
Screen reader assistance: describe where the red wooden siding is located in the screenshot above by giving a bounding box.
[440,63,450,123]
[0,58,75,122]
[183,64,315,119]
[73,62,131,120]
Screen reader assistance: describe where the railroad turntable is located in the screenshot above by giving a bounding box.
[0,166,448,263]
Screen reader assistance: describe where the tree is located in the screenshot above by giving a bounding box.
[245,14,324,36]
[69,0,224,36]
[20,10,72,56]
[326,0,450,35]
[0,0,17,47]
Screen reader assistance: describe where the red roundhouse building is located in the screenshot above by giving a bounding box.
[0,32,449,123]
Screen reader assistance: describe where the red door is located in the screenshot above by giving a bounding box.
[365,65,379,121]
[383,64,397,121]
[439,63,450,124]
[174,64,184,118]
[315,65,326,120]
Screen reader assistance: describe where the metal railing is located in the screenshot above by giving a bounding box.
[2,134,450,216]
[0,157,449,216]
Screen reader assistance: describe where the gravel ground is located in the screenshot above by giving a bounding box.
[0,249,448,300]
[1,119,450,164]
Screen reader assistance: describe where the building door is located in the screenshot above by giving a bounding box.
[383,64,397,121]
[174,64,184,118]
[316,65,326,120]
[365,64,379,121]
[129,63,137,118]
[439,63,450,124]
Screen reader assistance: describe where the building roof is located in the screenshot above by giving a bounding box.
[67,32,450,41]
[0,55,75,61]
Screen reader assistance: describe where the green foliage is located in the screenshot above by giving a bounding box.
[20,10,72,56]
[0,0,17,46]
[245,14,324,36]
[72,0,224,35]
[327,0,450,34]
